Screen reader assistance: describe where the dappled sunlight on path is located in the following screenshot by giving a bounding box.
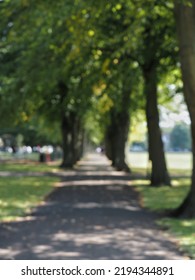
[0,153,187,259]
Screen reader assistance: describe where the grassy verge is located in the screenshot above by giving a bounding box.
[136,178,190,211]
[159,218,195,259]
[133,176,195,259]
[0,161,61,173]
[0,176,57,222]
[127,151,192,171]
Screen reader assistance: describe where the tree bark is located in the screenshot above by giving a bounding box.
[143,65,171,186]
[114,114,131,171]
[105,88,131,172]
[60,112,76,168]
[105,118,115,162]
[73,118,84,161]
[105,111,130,171]
[58,82,82,168]
[173,0,195,217]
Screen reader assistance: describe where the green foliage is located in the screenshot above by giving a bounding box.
[84,110,105,145]
[0,0,92,128]
[170,123,191,151]
[0,0,181,128]
[0,0,185,159]
[0,118,61,146]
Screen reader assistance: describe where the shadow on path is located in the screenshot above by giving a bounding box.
[0,153,187,259]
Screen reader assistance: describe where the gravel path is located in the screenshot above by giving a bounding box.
[0,153,187,259]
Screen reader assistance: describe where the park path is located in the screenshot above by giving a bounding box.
[0,153,187,260]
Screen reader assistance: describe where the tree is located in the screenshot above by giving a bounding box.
[143,62,171,186]
[170,123,191,151]
[89,0,175,183]
[173,0,195,217]
[0,0,93,167]
[133,0,177,186]
[104,78,132,171]
[78,1,138,171]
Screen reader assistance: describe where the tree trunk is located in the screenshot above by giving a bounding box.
[73,118,84,161]
[105,88,131,172]
[173,0,195,217]
[105,112,130,171]
[60,111,84,168]
[58,81,83,168]
[60,112,76,168]
[105,120,115,162]
[143,65,171,186]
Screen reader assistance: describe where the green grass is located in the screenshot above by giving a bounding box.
[127,151,192,170]
[0,159,61,222]
[132,167,192,178]
[0,176,57,221]
[0,161,61,173]
[133,177,195,259]
[136,178,190,211]
[0,159,63,221]
[158,218,195,259]
[0,151,39,161]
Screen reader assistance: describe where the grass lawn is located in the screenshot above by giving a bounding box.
[0,160,62,173]
[133,176,195,259]
[0,159,61,222]
[127,151,192,171]
[0,151,39,161]
[0,176,57,221]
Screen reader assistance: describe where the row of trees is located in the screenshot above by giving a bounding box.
[0,0,195,217]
